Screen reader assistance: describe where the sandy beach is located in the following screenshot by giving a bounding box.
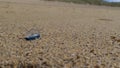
[0,0,120,68]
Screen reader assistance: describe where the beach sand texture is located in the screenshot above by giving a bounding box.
[0,0,120,68]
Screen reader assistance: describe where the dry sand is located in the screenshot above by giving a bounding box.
[0,0,120,68]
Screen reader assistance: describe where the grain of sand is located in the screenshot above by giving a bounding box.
[0,0,120,68]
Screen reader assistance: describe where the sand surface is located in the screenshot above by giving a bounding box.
[0,0,120,68]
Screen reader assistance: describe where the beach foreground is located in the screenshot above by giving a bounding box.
[0,0,120,68]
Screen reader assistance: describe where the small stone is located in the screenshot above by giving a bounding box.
[94,65,100,68]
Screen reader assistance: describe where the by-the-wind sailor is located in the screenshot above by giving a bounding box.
[24,33,40,41]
